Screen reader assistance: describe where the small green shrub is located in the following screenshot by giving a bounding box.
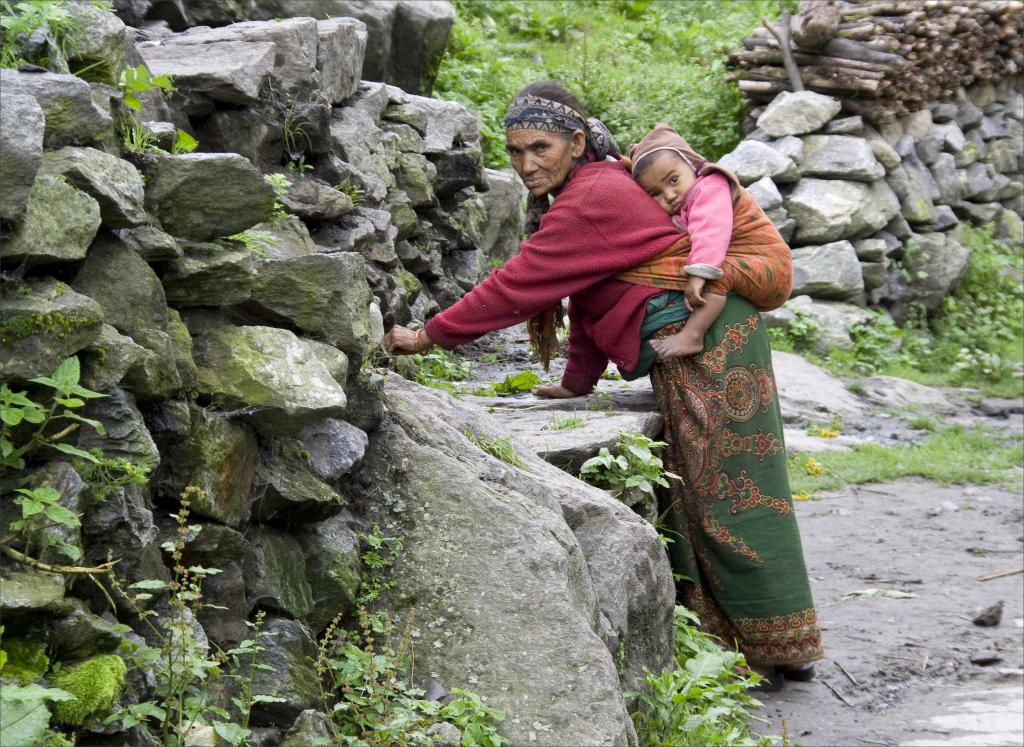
[409,349,476,394]
[630,606,774,746]
[579,431,679,500]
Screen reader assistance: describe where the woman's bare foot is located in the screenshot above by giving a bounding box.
[650,329,704,358]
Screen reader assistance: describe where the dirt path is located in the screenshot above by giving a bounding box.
[764,478,1023,747]
[437,327,1024,745]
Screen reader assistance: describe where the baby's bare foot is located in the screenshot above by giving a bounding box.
[650,331,703,359]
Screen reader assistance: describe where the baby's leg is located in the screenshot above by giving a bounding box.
[650,293,727,358]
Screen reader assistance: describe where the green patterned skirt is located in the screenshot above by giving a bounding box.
[649,295,823,666]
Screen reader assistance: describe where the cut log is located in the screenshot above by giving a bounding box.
[794,1,842,49]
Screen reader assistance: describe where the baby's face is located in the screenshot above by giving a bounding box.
[634,151,696,215]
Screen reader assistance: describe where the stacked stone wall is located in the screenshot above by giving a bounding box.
[715,79,1023,347]
[0,4,668,745]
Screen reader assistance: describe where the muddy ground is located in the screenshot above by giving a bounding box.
[410,326,1024,746]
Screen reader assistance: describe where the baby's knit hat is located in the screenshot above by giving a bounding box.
[628,122,706,173]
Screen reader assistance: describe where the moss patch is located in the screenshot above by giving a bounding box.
[50,654,126,726]
[0,637,50,684]
[0,310,103,346]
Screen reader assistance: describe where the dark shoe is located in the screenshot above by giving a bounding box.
[779,663,816,682]
[749,666,785,692]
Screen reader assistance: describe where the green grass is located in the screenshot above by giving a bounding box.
[544,412,587,430]
[434,0,795,168]
[788,425,1024,496]
[464,430,529,470]
[771,225,1024,398]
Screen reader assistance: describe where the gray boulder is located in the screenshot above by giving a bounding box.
[77,387,160,467]
[785,178,899,245]
[959,161,996,201]
[0,69,112,147]
[49,599,122,661]
[72,235,169,338]
[863,126,901,170]
[152,404,259,528]
[0,278,103,381]
[193,325,349,419]
[764,134,804,164]
[313,207,398,264]
[0,175,100,265]
[299,512,361,632]
[246,216,317,260]
[162,242,256,307]
[136,39,275,109]
[251,453,345,524]
[123,327,184,401]
[356,375,675,746]
[387,0,455,95]
[718,140,799,185]
[80,324,147,391]
[65,1,127,85]
[825,115,863,135]
[195,107,283,167]
[902,109,934,141]
[901,229,972,312]
[886,164,937,225]
[431,144,485,197]
[279,174,354,222]
[248,617,320,725]
[296,419,368,482]
[918,204,959,232]
[317,18,367,104]
[243,529,314,620]
[0,94,44,223]
[745,176,783,210]
[929,153,962,207]
[384,92,480,153]
[393,151,438,208]
[860,261,888,292]
[115,223,182,261]
[81,483,168,593]
[799,135,885,181]
[0,569,65,624]
[790,241,864,301]
[479,168,527,265]
[852,238,888,263]
[144,153,275,240]
[248,253,380,355]
[778,295,874,354]
[934,121,966,154]
[169,18,319,97]
[40,147,146,228]
[329,107,395,200]
[756,91,842,137]
[995,208,1023,244]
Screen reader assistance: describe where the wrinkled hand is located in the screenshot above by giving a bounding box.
[684,276,707,312]
[534,383,580,399]
[384,325,432,355]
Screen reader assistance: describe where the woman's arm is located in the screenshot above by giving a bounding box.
[557,300,608,396]
[424,165,680,349]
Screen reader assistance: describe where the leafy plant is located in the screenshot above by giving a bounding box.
[579,431,679,501]
[767,304,821,354]
[1,356,106,471]
[0,0,86,70]
[630,605,774,746]
[409,349,476,394]
[118,64,173,111]
[104,488,244,746]
[263,172,291,226]
[335,179,365,206]
[9,486,80,562]
[171,128,197,154]
[282,98,312,161]
[356,524,404,607]
[0,683,74,747]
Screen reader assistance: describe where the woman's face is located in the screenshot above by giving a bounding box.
[506,128,586,198]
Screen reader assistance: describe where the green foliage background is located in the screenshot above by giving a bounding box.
[434,0,796,168]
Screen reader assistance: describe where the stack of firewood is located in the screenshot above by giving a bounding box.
[728,0,1024,122]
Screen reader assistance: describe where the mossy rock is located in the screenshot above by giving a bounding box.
[0,637,50,684]
[50,654,126,726]
[0,278,104,382]
[0,175,101,265]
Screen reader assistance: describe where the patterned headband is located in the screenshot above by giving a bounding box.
[504,94,589,133]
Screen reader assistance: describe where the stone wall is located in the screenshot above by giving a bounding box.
[113,0,455,94]
[716,79,1023,348]
[0,5,667,745]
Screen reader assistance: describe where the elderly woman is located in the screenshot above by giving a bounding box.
[385,81,822,688]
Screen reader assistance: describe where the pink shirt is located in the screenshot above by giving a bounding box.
[675,172,734,280]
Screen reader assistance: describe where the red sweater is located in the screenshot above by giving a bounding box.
[425,160,682,394]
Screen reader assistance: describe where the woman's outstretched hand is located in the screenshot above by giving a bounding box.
[384,325,433,355]
[534,383,579,399]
